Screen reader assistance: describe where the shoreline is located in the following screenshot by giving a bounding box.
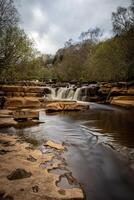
[0,107,134,199]
[0,133,84,200]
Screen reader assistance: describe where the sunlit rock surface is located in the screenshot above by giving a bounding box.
[45,102,89,112]
[4,97,41,109]
[110,96,134,107]
[0,134,84,200]
[45,140,65,150]
[13,109,39,121]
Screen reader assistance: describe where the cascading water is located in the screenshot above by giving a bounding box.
[44,84,98,101]
[73,88,81,101]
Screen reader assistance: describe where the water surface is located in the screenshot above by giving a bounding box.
[2,103,134,200]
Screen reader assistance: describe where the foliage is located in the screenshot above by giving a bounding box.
[52,1,134,82]
[0,27,35,69]
[0,0,134,82]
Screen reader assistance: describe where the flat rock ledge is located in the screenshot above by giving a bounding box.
[0,134,84,200]
[45,101,89,112]
[0,109,43,129]
[110,96,134,108]
[45,140,65,150]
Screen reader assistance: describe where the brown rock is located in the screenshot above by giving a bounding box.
[4,97,41,109]
[45,140,64,150]
[0,118,17,128]
[0,134,84,200]
[46,101,89,112]
[7,169,32,180]
[13,109,39,121]
[110,96,134,107]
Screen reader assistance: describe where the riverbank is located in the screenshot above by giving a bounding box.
[0,105,134,199]
[0,82,134,108]
[0,133,84,200]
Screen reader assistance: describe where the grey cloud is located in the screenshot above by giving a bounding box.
[17,0,131,54]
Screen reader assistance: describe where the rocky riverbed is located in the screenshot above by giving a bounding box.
[0,82,134,199]
[0,106,134,200]
[0,133,84,200]
[0,82,134,108]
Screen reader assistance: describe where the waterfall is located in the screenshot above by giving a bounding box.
[67,88,75,100]
[73,88,81,101]
[56,87,68,99]
[44,84,98,101]
[43,87,56,99]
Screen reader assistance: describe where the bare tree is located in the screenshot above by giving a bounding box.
[64,38,73,48]
[0,0,20,69]
[112,0,134,35]
[79,27,102,43]
[0,0,18,31]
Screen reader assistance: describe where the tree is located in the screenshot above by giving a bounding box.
[0,0,21,70]
[0,0,49,81]
[0,26,34,69]
[112,0,134,35]
[79,27,102,43]
[0,0,18,32]
[64,38,73,48]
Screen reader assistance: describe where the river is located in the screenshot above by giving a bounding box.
[3,103,134,200]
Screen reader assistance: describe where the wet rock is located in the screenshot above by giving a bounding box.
[0,134,84,200]
[57,174,79,189]
[7,168,32,180]
[45,101,89,112]
[45,140,64,150]
[48,168,68,175]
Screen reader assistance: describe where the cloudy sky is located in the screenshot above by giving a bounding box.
[17,0,130,54]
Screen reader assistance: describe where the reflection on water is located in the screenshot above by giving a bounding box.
[6,103,134,148]
[2,103,134,200]
[63,103,134,148]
